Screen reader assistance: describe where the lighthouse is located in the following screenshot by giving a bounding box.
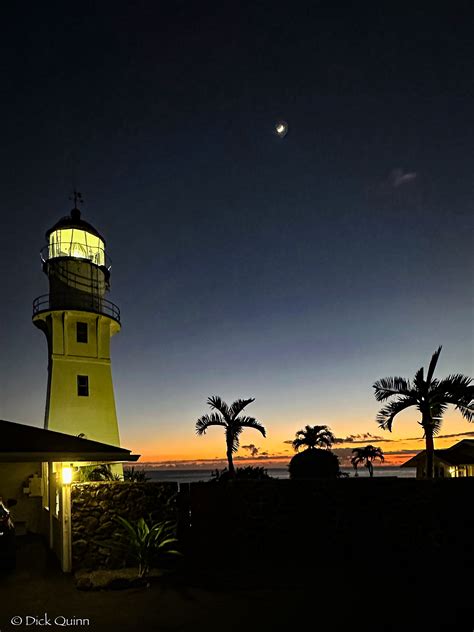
[32,197,122,447]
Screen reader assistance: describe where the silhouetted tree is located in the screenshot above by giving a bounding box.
[373,346,473,479]
[290,425,336,451]
[351,445,384,477]
[195,396,266,477]
[288,424,340,478]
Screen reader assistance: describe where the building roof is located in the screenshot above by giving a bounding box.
[45,209,106,244]
[401,439,474,468]
[0,419,140,463]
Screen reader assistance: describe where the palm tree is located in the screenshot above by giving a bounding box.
[373,346,473,479]
[351,445,384,477]
[291,425,335,451]
[195,396,266,477]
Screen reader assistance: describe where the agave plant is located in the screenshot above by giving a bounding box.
[113,516,181,579]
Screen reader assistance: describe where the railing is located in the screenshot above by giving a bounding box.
[32,293,121,324]
[40,244,112,270]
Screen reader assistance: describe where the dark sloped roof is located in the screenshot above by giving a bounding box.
[401,439,474,468]
[0,419,139,463]
[45,209,105,244]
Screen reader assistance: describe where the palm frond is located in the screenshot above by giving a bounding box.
[207,395,230,420]
[376,396,415,431]
[237,416,266,437]
[429,401,448,421]
[351,455,363,468]
[291,425,335,451]
[195,413,226,435]
[431,418,443,436]
[457,402,474,422]
[437,374,473,396]
[229,398,255,419]
[433,375,474,421]
[292,438,306,452]
[426,346,442,384]
[441,395,474,422]
[373,377,412,401]
[413,367,425,392]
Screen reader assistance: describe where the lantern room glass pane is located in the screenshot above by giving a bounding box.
[48,228,105,266]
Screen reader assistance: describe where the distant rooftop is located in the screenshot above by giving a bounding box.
[401,439,474,468]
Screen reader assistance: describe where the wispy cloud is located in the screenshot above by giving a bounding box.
[404,431,474,441]
[334,432,392,444]
[389,168,417,187]
[242,444,260,457]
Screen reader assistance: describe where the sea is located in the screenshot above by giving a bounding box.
[144,466,415,484]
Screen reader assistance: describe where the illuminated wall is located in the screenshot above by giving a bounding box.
[33,309,121,446]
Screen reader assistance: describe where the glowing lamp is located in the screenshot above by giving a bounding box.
[62,466,73,485]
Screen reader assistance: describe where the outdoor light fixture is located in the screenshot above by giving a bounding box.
[62,466,73,485]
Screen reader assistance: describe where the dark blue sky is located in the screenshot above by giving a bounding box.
[1,3,473,458]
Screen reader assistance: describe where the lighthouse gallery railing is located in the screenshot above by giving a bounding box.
[32,294,121,324]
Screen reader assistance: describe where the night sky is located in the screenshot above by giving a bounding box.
[1,3,473,464]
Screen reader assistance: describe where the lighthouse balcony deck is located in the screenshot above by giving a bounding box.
[32,293,121,324]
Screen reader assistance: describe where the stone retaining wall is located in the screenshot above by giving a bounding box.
[71,482,177,570]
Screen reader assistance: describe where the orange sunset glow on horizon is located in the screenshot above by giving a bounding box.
[121,408,474,468]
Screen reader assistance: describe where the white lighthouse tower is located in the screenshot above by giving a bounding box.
[32,195,122,447]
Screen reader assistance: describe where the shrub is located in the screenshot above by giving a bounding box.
[74,464,121,482]
[288,448,340,480]
[210,465,273,482]
[123,467,150,482]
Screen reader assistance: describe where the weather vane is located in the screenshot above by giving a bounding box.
[69,189,84,209]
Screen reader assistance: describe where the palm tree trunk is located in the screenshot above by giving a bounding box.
[425,429,434,479]
[226,435,235,477]
[367,461,373,477]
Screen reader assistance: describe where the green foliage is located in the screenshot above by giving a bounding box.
[74,464,121,482]
[123,467,150,482]
[210,465,272,482]
[288,448,341,480]
[112,516,181,579]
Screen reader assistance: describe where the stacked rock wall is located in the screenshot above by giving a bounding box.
[71,482,177,570]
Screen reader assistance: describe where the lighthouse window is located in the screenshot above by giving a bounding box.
[77,375,89,397]
[76,322,88,343]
